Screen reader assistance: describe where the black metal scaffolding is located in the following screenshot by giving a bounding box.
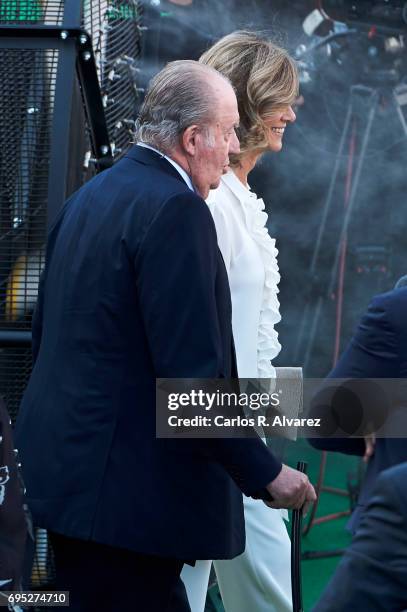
[0,0,142,593]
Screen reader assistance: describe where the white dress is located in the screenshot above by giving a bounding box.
[181,171,292,612]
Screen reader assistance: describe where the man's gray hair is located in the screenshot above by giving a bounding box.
[135,60,230,152]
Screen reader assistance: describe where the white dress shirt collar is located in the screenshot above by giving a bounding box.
[137,142,194,192]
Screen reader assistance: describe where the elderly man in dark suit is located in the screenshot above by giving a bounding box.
[15,60,315,611]
[313,461,407,611]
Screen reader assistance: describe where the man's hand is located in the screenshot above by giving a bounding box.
[363,432,376,463]
[264,464,316,511]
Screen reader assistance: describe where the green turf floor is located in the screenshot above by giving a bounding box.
[206,439,360,611]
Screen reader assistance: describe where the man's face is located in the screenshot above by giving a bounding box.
[189,82,240,199]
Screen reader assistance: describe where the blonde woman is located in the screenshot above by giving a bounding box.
[181,31,298,612]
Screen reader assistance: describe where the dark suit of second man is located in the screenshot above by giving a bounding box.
[309,286,407,532]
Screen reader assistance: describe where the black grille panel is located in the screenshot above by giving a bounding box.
[83,1,143,159]
[0,49,57,329]
[0,1,143,595]
[0,348,32,425]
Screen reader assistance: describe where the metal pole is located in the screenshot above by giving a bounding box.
[294,96,354,364]
[328,89,378,295]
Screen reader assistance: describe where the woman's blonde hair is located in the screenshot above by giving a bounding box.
[200,30,299,164]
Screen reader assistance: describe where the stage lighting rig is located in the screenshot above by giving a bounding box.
[297,1,407,88]
[322,0,407,35]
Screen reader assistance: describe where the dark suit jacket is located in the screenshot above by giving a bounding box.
[313,461,407,611]
[309,288,407,532]
[15,145,281,561]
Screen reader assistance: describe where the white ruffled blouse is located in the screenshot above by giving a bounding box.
[207,170,281,379]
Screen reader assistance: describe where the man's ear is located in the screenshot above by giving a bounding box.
[181,125,200,156]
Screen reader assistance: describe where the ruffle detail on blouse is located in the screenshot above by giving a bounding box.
[242,192,282,379]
